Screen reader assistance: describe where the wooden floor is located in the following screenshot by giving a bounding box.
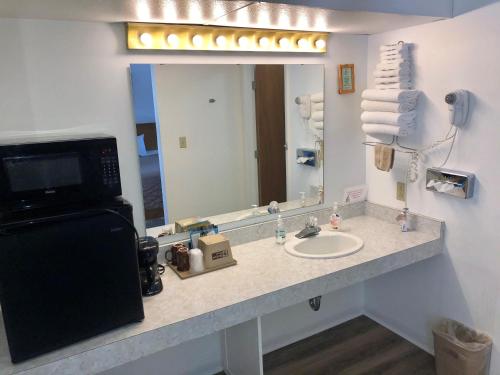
[263,315,436,375]
[215,315,435,375]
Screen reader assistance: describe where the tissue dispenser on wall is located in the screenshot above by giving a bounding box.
[296,148,318,167]
[426,167,475,199]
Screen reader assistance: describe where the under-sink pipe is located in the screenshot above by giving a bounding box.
[309,296,322,311]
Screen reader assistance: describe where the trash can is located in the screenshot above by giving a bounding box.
[433,319,492,375]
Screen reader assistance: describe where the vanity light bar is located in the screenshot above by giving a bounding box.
[127,23,328,53]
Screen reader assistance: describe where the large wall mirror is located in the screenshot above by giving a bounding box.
[130,64,325,236]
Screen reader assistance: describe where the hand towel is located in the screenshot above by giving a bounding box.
[362,123,415,137]
[376,82,412,90]
[380,44,408,52]
[374,144,395,172]
[374,68,411,78]
[310,92,324,103]
[374,76,411,84]
[362,89,420,103]
[361,100,417,113]
[361,110,416,126]
[376,61,410,71]
[311,111,323,122]
[312,102,323,111]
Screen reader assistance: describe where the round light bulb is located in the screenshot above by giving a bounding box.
[192,34,203,48]
[278,37,290,49]
[139,32,153,47]
[259,37,270,48]
[297,38,309,49]
[167,33,179,47]
[238,36,249,48]
[315,39,326,49]
[215,35,226,47]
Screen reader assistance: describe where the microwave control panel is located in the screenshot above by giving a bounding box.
[100,148,120,186]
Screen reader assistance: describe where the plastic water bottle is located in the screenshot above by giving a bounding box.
[275,215,286,244]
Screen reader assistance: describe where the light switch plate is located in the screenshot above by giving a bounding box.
[396,182,406,201]
[179,136,187,149]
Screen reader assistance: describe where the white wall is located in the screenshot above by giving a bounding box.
[364,3,500,372]
[155,64,253,222]
[284,64,324,202]
[0,17,367,373]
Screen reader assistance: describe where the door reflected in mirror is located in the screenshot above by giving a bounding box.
[129,64,325,235]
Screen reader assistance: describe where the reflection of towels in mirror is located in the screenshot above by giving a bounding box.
[310,92,324,103]
[311,111,324,122]
[312,102,323,111]
[310,121,323,130]
[295,95,311,119]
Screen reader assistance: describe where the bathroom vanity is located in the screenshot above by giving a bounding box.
[0,202,443,375]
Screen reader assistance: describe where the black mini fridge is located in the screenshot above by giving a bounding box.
[0,199,144,363]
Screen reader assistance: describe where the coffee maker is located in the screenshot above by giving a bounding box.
[138,236,163,296]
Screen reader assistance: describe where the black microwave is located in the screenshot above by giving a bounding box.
[0,135,121,210]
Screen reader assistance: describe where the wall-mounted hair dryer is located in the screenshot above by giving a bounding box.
[445,90,469,127]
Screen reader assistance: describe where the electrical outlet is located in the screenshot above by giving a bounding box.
[397,182,406,201]
[179,136,187,149]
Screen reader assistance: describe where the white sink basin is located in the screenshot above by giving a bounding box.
[285,230,364,259]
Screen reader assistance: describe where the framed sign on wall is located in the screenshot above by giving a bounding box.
[338,64,355,94]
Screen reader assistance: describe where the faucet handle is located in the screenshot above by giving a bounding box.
[306,216,318,228]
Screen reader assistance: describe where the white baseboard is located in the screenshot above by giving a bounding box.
[364,310,434,355]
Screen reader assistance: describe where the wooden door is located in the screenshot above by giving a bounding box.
[254,65,287,206]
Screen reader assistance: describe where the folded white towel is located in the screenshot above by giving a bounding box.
[361,100,417,113]
[312,102,323,111]
[376,82,412,90]
[374,76,411,84]
[380,57,408,64]
[380,44,408,53]
[374,68,411,78]
[310,92,323,103]
[380,50,408,59]
[379,57,406,64]
[362,89,420,103]
[376,61,409,71]
[311,111,323,122]
[361,111,416,126]
[362,123,415,137]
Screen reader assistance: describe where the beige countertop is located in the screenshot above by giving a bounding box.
[0,209,443,375]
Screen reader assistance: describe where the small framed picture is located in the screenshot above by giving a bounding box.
[338,64,355,94]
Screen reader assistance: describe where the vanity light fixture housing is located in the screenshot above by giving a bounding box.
[127,23,328,53]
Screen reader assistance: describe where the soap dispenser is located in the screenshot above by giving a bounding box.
[329,202,342,230]
[396,207,410,232]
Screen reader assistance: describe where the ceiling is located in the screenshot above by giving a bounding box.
[0,0,442,34]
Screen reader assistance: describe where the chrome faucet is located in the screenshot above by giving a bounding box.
[295,216,321,239]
